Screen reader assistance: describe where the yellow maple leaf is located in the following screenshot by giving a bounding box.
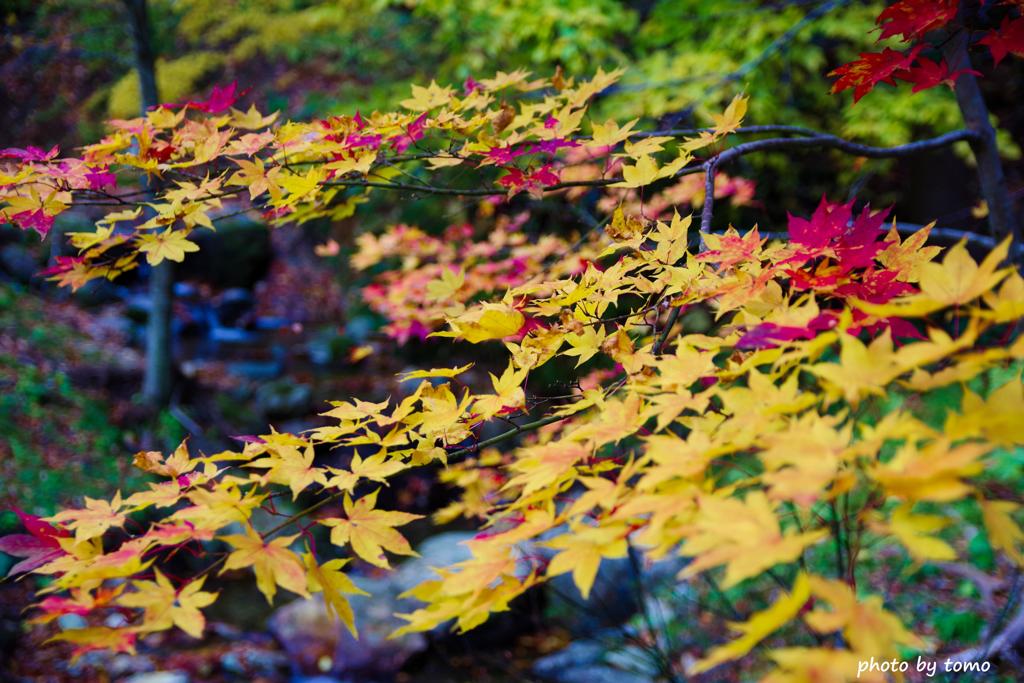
[872,503,956,562]
[505,440,590,495]
[133,439,197,478]
[320,397,390,423]
[622,135,673,157]
[136,229,200,266]
[805,576,926,658]
[228,157,283,201]
[67,224,115,251]
[612,154,660,188]
[980,499,1024,566]
[425,267,465,302]
[229,104,279,130]
[473,360,527,420]
[920,238,1011,304]
[763,647,878,683]
[48,492,126,543]
[434,303,525,343]
[125,479,188,511]
[561,324,607,367]
[146,106,186,129]
[247,443,327,500]
[302,552,368,636]
[544,523,630,599]
[118,570,218,638]
[415,382,472,437]
[398,363,474,382]
[679,492,827,587]
[651,210,692,264]
[809,330,902,404]
[275,167,325,206]
[173,484,267,532]
[945,378,1024,447]
[46,627,137,661]
[869,439,988,502]
[220,529,310,603]
[400,80,452,110]
[605,207,648,243]
[424,155,464,169]
[589,118,638,147]
[325,449,408,492]
[689,573,809,674]
[856,238,1011,317]
[711,93,749,137]
[877,222,940,282]
[980,269,1024,322]
[320,489,422,568]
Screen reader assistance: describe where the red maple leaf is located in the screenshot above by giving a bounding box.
[876,0,959,42]
[834,268,916,302]
[497,164,560,196]
[980,16,1024,65]
[498,167,528,192]
[145,140,177,163]
[898,57,979,92]
[786,196,889,270]
[530,163,560,187]
[788,196,853,250]
[834,204,890,269]
[168,81,250,114]
[848,309,925,341]
[830,46,922,102]
[0,508,69,575]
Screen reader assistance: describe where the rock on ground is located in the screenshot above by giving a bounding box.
[270,531,476,679]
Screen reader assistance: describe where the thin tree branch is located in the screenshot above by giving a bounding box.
[710,129,978,168]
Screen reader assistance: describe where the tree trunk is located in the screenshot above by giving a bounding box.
[123,0,158,109]
[943,29,1021,245]
[123,0,173,407]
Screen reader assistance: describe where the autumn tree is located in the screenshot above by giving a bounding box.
[2,1,1024,680]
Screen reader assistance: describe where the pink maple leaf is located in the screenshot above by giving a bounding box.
[0,145,59,162]
[10,209,55,237]
[390,113,428,153]
[86,168,118,191]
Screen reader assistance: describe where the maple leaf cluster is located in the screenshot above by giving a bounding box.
[0,67,730,291]
[830,0,1024,102]
[3,191,1022,678]
[348,173,754,343]
[0,64,1022,681]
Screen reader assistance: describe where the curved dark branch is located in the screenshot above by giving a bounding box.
[634,124,822,139]
[711,129,978,168]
